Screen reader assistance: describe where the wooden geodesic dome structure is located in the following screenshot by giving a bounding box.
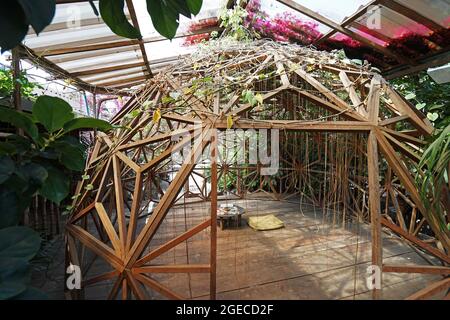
[65,40,449,300]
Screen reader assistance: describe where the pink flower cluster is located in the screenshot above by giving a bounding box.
[244,0,322,44]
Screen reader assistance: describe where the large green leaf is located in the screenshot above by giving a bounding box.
[0,281,26,300]
[18,162,48,199]
[167,0,192,18]
[63,117,113,133]
[0,188,19,228]
[17,0,56,34]
[187,0,203,15]
[0,2,29,52]
[99,0,141,39]
[146,0,179,39]
[0,156,15,184]
[0,142,16,156]
[2,134,32,156]
[32,96,74,133]
[0,107,38,140]
[12,287,48,300]
[53,138,86,172]
[0,226,41,260]
[39,166,70,204]
[0,258,30,284]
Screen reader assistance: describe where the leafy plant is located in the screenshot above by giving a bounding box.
[0,0,204,52]
[0,68,42,100]
[390,72,450,129]
[219,3,253,41]
[0,95,112,299]
[416,124,450,233]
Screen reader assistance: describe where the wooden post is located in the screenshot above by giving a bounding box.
[12,47,22,113]
[368,130,382,299]
[210,129,218,300]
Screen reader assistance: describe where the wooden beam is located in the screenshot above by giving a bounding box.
[11,48,22,114]
[66,224,123,270]
[135,219,212,266]
[85,69,149,84]
[339,70,366,117]
[71,62,147,78]
[384,51,450,80]
[94,75,148,87]
[126,0,153,78]
[134,273,183,300]
[112,155,127,255]
[383,264,450,275]
[277,0,408,64]
[17,45,123,95]
[368,129,382,300]
[289,67,367,121]
[125,127,212,267]
[118,127,196,151]
[36,40,139,57]
[384,85,434,136]
[381,218,450,264]
[368,74,382,123]
[210,130,218,300]
[94,202,122,257]
[214,120,372,132]
[133,264,210,274]
[405,278,450,300]
[379,115,410,127]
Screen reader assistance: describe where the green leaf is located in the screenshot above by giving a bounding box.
[429,104,444,111]
[3,134,32,155]
[146,0,180,39]
[99,0,141,39]
[0,107,38,139]
[0,142,16,156]
[255,93,264,105]
[0,156,15,184]
[416,102,426,110]
[0,3,29,52]
[0,188,19,228]
[427,112,439,122]
[0,226,41,260]
[0,281,26,300]
[167,0,192,18]
[63,117,113,133]
[54,142,85,172]
[0,258,30,284]
[39,166,70,204]
[12,287,48,300]
[405,93,416,100]
[19,162,48,195]
[17,0,56,34]
[32,96,74,133]
[187,0,203,15]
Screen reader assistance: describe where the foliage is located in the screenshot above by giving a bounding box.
[219,3,254,41]
[0,0,55,52]
[0,69,42,101]
[0,0,203,52]
[416,124,450,232]
[0,95,112,299]
[390,72,450,129]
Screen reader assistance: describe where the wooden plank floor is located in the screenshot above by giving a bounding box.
[135,196,443,300]
[34,195,443,300]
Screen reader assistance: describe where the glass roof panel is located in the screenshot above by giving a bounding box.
[395,0,450,27]
[355,6,433,39]
[134,0,227,70]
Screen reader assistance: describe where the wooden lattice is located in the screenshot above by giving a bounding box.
[66,41,449,300]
